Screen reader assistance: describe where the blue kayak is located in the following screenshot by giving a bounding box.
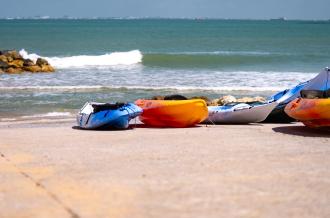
[269,82,307,104]
[77,102,142,129]
[263,82,307,123]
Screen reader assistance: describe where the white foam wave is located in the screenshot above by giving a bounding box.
[20,112,72,118]
[0,112,74,122]
[0,85,286,92]
[19,49,40,63]
[0,118,17,121]
[19,49,143,68]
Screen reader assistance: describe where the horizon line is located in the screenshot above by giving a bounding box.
[1,16,330,21]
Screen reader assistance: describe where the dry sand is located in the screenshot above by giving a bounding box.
[1,119,330,218]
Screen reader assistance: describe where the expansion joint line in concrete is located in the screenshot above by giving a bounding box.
[0,152,81,218]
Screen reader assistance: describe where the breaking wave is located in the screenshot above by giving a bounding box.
[19,49,143,68]
[19,49,325,69]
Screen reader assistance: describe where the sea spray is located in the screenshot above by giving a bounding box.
[19,49,41,63]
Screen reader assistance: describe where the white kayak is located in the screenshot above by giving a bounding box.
[204,101,278,124]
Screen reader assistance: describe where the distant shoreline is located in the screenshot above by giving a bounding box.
[1,17,330,22]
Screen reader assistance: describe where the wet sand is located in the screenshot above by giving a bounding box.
[1,119,330,218]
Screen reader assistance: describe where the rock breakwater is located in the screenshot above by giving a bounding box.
[0,50,55,73]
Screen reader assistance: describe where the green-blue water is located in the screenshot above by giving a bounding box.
[0,19,329,118]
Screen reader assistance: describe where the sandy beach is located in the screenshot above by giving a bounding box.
[1,1,330,217]
[1,119,330,218]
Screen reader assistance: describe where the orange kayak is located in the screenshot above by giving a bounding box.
[285,98,330,128]
[135,99,208,127]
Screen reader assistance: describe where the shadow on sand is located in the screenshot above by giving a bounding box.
[72,126,132,131]
[72,124,202,130]
[129,123,203,129]
[272,125,330,138]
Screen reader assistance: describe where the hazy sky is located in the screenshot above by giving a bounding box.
[1,0,330,20]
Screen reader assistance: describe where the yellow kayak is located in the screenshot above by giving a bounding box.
[135,99,208,127]
[285,98,330,128]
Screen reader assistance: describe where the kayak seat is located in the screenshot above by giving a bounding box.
[224,101,263,106]
[164,94,188,100]
[232,103,251,111]
[300,90,325,99]
[92,102,126,113]
[325,89,330,98]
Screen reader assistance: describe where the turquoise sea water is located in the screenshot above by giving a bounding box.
[0,19,330,118]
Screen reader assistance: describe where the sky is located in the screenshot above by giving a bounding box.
[1,0,330,20]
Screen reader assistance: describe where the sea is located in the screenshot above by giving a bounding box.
[0,19,330,120]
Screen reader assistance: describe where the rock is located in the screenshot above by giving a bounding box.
[253,96,266,102]
[0,50,55,74]
[236,96,266,103]
[6,56,13,62]
[34,58,54,72]
[0,50,10,55]
[2,50,23,60]
[5,67,23,74]
[0,60,9,69]
[236,97,255,103]
[0,55,7,62]
[23,59,35,67]
[218,95,237,105]
[8,60,24,68]
[36,58,49,66]
[209,99,220,106]
[40,65,55,72]
[23,65,42,72]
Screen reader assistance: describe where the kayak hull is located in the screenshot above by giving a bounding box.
[77,102,142,129]
[205,102,278,124]
[263,104,296,123]
[264,82,307,123]
[285,98,330,128]
[135,99,208,128]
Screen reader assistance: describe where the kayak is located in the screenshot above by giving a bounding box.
[263,82,307,123]
[135,99,208,127]
[285,98,330,128]
[205,101,278,124]
[285,67,330,128]
[268,82,307,104]
[77,102,142,129]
